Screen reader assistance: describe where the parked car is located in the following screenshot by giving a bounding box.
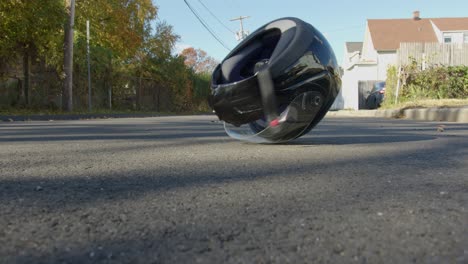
[366,81,386,109]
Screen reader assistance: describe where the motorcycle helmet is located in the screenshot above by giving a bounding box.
[209,17,341,143]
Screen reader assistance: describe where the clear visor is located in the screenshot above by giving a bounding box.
[224,91,324,144]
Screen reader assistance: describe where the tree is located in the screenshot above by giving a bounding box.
[0,0,203,112]
[0,0,65,105]
[124,20,180,109]
[179,47,218,111]
[75,0,157,60]
[66,0,159,110]
[180,47,218,74]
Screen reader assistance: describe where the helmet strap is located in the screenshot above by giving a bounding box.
[257,68,279,123]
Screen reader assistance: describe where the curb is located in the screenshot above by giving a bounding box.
[403,107,468,122]
[0,113,164,122]
[326,106,468,123]
[326,109,401,119]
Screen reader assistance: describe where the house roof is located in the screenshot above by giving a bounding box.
[346,42,363,53]
[367,16,468,51]
[430,17,468,31]
[367,18,438,51]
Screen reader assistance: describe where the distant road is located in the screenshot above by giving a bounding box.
[1,116,467,263]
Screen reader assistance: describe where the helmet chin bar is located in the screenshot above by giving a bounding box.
[223,89,325,143]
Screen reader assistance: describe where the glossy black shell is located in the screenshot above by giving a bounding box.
[209,17,341,140]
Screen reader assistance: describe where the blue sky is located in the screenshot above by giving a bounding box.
[154,0,468,65]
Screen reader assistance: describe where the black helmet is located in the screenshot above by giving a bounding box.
[209,17,341,143]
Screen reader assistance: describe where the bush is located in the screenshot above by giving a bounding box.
[386,63,468,106]
[407,65,468,99]
[191,72,211,112]
[382,66,398,106]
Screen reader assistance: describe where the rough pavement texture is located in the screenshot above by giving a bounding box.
[0,116,467,263]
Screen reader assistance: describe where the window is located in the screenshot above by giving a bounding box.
[464,34,468,43]
[444,36,452,43]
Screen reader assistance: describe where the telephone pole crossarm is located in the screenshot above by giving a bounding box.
[230,16,250,41]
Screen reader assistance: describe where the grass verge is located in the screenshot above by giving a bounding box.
[380,99,468,110]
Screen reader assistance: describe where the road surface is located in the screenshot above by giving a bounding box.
[1,116,467,263]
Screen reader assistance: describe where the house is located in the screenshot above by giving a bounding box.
[338,11,468,110]
[331,42,362,110]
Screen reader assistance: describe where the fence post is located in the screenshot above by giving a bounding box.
[108,87,112,110]
[108,56,112,110]
[450,44,454,65]
[23,51,30,106]
[137,75,142,110]
[395,66,402,104]
[422,53,426,70]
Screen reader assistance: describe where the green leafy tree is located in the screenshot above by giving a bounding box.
[0,0,211,112]
[71,0,161,109]
[75,0,157,60]
[0,0,65,104]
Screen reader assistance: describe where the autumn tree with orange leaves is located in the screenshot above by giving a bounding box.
[180,47,218,74]
[178,47,219,111]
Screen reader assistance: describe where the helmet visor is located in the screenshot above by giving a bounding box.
[223,91,324,143]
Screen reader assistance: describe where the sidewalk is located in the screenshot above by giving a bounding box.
[326,106,468,123]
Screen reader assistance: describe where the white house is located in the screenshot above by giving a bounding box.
[337,12,468,110]
[331,42,363,110]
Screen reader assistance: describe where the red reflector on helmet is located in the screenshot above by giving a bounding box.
[270,119,280,127]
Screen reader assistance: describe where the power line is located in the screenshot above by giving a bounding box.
[197,0,235,34]
[183,0,231,51]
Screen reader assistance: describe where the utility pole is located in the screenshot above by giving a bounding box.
[230,16,250,41]
[86,20,92,112]
[63,0,76,111]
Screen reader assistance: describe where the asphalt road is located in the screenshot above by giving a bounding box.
[0,116,467,264]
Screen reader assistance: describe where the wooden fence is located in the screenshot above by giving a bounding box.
[398,42,468,66]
